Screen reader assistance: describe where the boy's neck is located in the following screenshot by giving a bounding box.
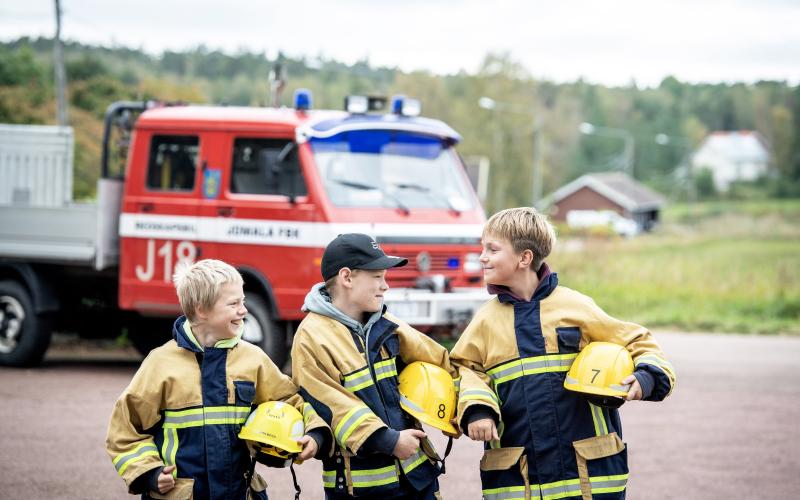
[190,323,228,348]
[507,270,540,302]
[331,296,369,325]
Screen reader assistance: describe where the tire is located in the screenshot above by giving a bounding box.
[0,280,52,367]
[242,293,288,369]
[128,315,173,357]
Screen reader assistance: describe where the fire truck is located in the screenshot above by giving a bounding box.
[0,92,489,367]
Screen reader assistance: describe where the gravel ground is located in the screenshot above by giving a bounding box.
[0,331,798,499]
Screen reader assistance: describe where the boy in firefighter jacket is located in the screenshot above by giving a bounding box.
[450,207,676,500]
[106,259,331,499]
[291,233,458,499]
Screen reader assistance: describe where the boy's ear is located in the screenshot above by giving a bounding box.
[337,267,353,289]
[194,305,208,322]
[518,249,535,270]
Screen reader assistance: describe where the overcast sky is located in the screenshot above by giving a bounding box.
[2,0,798,87]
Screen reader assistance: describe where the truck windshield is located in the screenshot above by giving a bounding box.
[310,130,475,211]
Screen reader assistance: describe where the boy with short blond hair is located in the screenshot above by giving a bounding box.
[451,207,676,499]
[106,259,330,499]
[292,233,457,499]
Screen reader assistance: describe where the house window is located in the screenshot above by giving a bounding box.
[146,135,198,191]
[231,138,306,197]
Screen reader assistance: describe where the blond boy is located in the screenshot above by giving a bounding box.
[106,259,329,499]
[292,233,457,499]
[451,208,676,499]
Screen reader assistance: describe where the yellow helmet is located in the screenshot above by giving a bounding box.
[398,361,457,434]
[238,401,304,463]
[564,342,634,408]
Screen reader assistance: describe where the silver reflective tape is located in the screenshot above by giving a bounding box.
[399,394,425,414]
[335,407,372,444]
[351,466,398,486]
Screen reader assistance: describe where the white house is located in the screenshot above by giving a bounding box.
[691,131,770,191]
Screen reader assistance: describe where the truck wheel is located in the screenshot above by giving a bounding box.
[0,280,52,367]
[243,293,288,369]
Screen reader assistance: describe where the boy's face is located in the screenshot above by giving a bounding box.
[480,235,522,286]
[347,269,389,315]
[197,281,247,341]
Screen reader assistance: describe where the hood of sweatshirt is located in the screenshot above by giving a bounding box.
[302,282,383,339]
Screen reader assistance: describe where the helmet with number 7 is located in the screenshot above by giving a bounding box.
[563,342,634,408]
[398,361,457,434]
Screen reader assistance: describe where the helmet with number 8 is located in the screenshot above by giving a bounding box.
[398,361,457,434]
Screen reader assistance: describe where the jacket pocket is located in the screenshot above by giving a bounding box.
[149,478,194,500]
[479,447,530,499]
[572,432,628,500]
[556,327,581,354]
[234,380,256,406]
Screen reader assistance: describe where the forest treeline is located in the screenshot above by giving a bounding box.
[2,37,798,209]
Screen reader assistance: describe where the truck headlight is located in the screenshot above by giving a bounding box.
[463,253,481,273]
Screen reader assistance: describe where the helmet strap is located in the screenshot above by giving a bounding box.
[290,461,302,500]
[439,436,454,474]
[245,453,257,497]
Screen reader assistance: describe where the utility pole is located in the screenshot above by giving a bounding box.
[53,0,68,125]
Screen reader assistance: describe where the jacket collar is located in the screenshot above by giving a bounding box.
[490,262,558,304]
[172,315,242,352]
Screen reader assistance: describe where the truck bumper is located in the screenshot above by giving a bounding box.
[382,287,491,326]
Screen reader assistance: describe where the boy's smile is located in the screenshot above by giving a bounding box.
[196,282,247,344]
[480,237,519,287]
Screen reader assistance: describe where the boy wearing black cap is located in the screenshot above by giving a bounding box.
[291,233,457,499]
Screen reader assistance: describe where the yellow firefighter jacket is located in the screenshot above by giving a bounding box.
[106,316,329,499]
[292,303,457,499]
[451,267,676,500]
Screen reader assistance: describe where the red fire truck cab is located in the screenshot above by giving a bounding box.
[115,92,488,365]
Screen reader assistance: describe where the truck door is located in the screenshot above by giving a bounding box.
[118,131,203,314]
[201,133,317,311]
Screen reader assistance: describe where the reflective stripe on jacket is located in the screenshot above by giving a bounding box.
[292,309,456,498]
[106,316,329,499]
[451,270,676,500]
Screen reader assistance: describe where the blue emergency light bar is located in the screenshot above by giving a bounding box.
[391,95,421,117]
[294,89,313,110]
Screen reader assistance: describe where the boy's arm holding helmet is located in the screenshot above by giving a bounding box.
[449,310,502,440]
[252,350,331,459]
[291,327,402,457]
[575,292,676,401]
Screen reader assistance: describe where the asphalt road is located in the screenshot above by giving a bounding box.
[1,331,798,499]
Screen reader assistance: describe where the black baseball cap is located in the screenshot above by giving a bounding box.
[321,233,408,281]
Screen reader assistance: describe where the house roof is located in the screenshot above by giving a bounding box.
[550,172,666,212]
[693,130,770,163]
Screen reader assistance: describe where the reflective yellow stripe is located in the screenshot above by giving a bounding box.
[590,473,628,494]
[589,403,608,436]
[482,485,528,499]
[374,357,397,382]
[350,464,399,487]
[635,354,675,374]
[400,447,428,474]
[113,442,160,476]
[488,354,577,386]
[334,406,372,446]
[458,387,499,406]
[163,406,249,429]
[161,427,179,477]
[539,477,581,499]
[303,403,318,426]
[322,470,336,488]
[343,367,374,392]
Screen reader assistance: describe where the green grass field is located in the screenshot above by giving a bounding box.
[547,199,800,334]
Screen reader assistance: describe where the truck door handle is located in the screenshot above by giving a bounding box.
[217,206,234,217]
[139,203,154,213]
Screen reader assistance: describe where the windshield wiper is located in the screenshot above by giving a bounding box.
[331,179,410,215]
[392,182,461,214]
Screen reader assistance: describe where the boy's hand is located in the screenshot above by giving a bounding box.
[297,435,319,461]
[393,429,426,460]
[467,418,499,442]
[622,375,643,401]
[157,465,175,494]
